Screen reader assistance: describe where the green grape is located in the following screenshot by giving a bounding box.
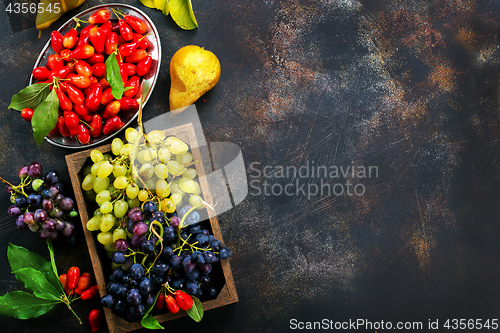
[93,176,110,193]
[96,190,111,205]
[144,177,156,190]
[114,176,129,190]
[113,228,127,242]
[126,183,139,199]
[103,153,113,161]
[158,147,171,163]
[189,194,203,207]
[176,153,193,165]
[182,168,197,180]
[125,127,140,143]
[87,215,101,231]
[90,150,104,163]
[91,161,102,176]
[127,197,141,208]
[111,138,124,155]
[94,209,103,217]
[136,150,148,164]
[97,161,113,178]
[84,190,96,202]
[179,178,196,193]
[192,181,201,194]
[107,183,117,193]
[146,130,165,143]
[154,164,168,179]
[139,163,154,179]
[105,244,117,253]
[100,201,113,214]
[172,192,183,206]
[113,163,128,177]
[161,198,176,213]
[170,180,185,195]
[120,144,132,156]
[114,200,129,218]
[82,174,96,191]
[167,160,186,176]
[156,179,170,197]
[97,232,114,246]
[83,164,92,177]
[169,138,188,154]
[138,189,149,201]
[143,148,157,163]
[100,214,116,232]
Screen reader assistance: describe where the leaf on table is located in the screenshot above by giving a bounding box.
[141,289,164,329]
[8,82,51,111]
[186,296,203,322]
[12,267,61,301]
[105,53,126,100]
[31,89,59,146]
[46,239,64,293]
[0,291,58,319]
[169,0,198,30]
[140,0,157,9]
[7,242,59,290]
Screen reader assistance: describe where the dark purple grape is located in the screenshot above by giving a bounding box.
[206,287,217,298]
[15,196,28,208]
[5,185,13,194]
[186,279,199,296]
[132,222,148,236]
[62,222,75,237]
[169,255,182,270]
[42,198,54,212]
[53,218,65,231]
[42,188,54,199]
[140,240,154,254]
[203,251,219,264]
[39,229,51,239]
[195,233,209,246]
[130,304,145,317]
[101,294,115,308]
[7,205,22,218]
[126,289,141,306]
[114,239,129,252]
[169,216,180,229]
[18,166,28,179]
[150,211,165,224]
[114,300,127,313]
[112,251,127,264]
[138,277,152,295]
[44,170,59,185]
[27,193,43,208]
[160,247,173,260]
[189,225,202,234]
[170,278,185,290]
[15,215,28,231]
[128,207,143,222]
[130,264,144,280]
[218,247,231,259]
[53,193,64,204]
[112,267,125,281]
[23,211,35,225]
[27,162,42,178]
[198,274,210,284]
[182,258,196,274]
[34,209,48,223]
[49,183,63,197]
[42,219,56,232]
[130,235,146,247]
[191,251,205,264]
[198,263,212,274]
[142,201,156,216]
[153,262,169,276]
[126,220,135,234]
[58,197,74,211]
[115,285,128,300]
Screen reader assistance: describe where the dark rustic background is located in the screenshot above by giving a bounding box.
[1,0,500,332]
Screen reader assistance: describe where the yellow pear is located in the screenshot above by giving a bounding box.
[169,45,221,111]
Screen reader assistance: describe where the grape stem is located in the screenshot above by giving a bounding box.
[0,175,28,197]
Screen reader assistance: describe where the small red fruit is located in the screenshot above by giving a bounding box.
[20,108,34,121]
[88,309,101,332]
[174,290,193,310]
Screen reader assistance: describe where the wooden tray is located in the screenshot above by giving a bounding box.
[65,123,238,333]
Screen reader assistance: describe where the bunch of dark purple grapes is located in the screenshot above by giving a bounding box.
[5,162,78,241]
[100,201,231,321]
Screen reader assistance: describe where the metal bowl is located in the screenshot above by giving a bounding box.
[30,3,161,149]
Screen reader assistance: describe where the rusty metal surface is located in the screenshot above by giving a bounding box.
[1,0,500,332]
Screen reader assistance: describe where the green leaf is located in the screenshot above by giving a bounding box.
[169,0,198,30]
[0,291,58,319]
[8,83,51,111]
[140,0,157,9]
[141,290,164,329]
[186,296,203,322]
[105,53,126,100]
[31,89,59,146]
[46,239,64,294]
[12,267,61,301]
[7,243,59,290]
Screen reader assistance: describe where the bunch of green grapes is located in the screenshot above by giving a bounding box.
[80,127,205,253]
